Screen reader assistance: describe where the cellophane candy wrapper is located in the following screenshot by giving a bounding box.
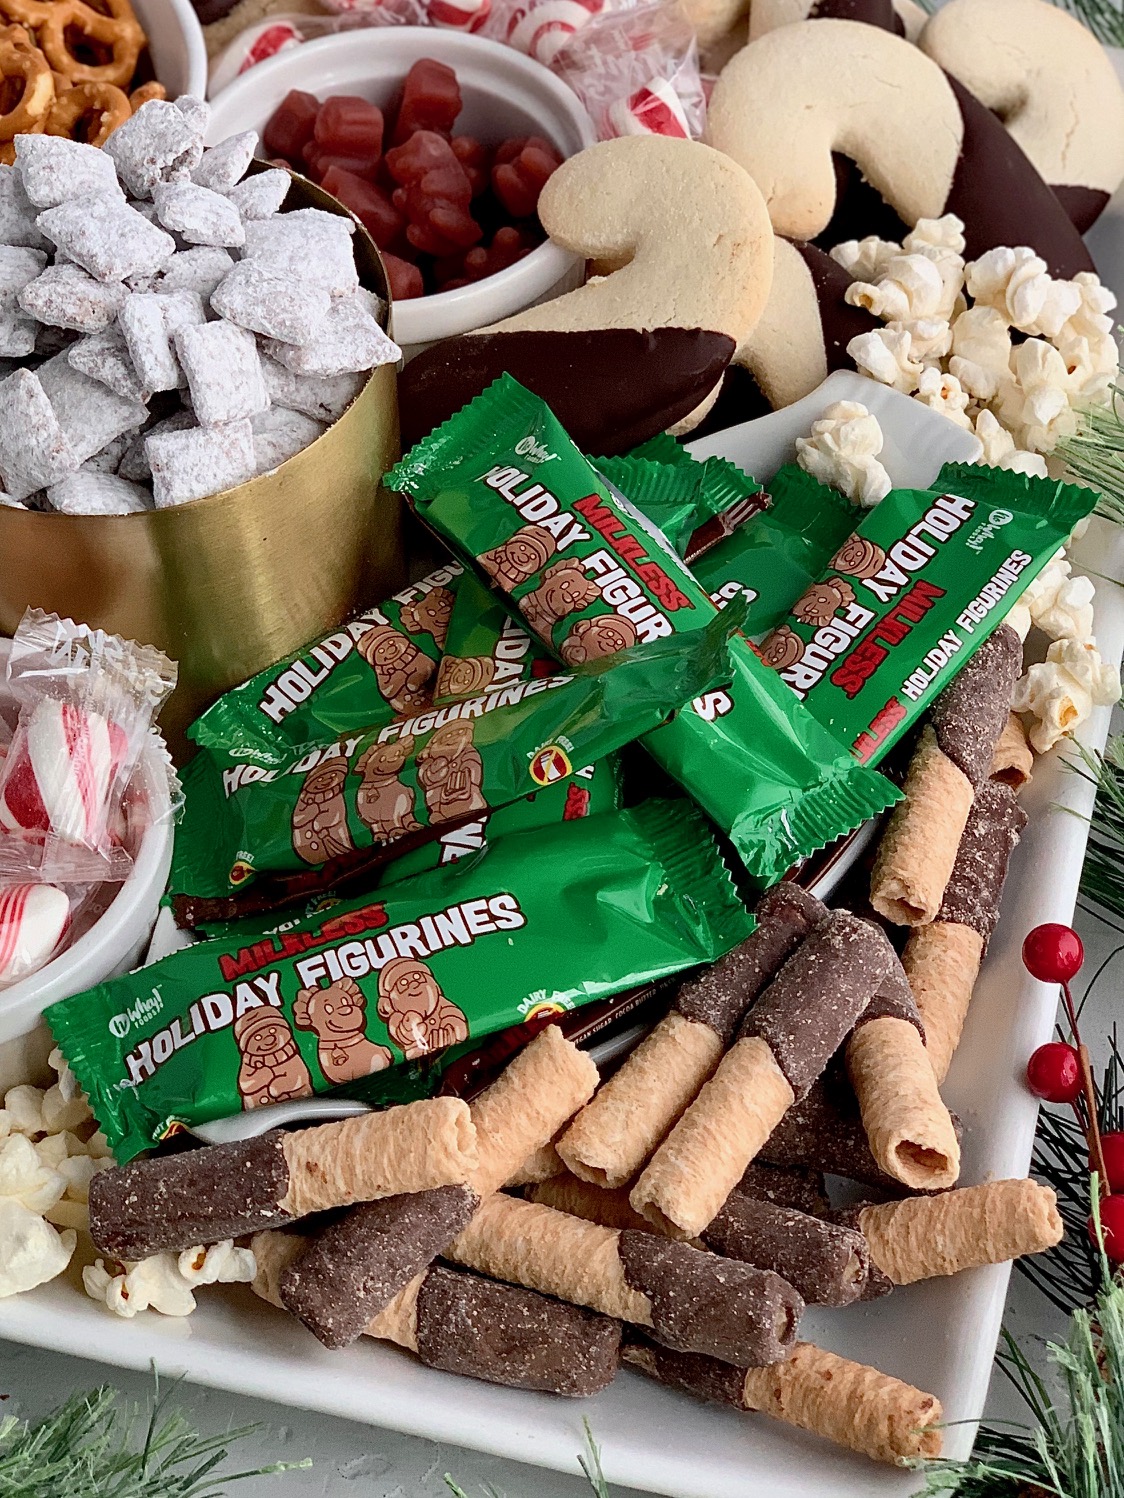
[209,9,427,96]
[0,611,177,884]
[0,882,91,989]
[552,0,706,140]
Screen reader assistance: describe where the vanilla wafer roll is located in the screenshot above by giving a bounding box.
[870,626,1023,926]
[557,885,827,1190]
[630,913,894,1239]
[857,1179,1063,1283]
[507,1142,565,1187]
[252,1231,621,1394]
[622,1336,943,1465]
[88,1098,478,1259]
[845,959,960,1191]
[902,780,1028,1081]
[446,1191,803,1367]
[990,712,1034,789]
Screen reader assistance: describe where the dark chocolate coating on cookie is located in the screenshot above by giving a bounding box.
[792,240,881,370]
[415,1264,621,1395]
[735,1162,827,1216]
[88,1133,294,1259]
[623,1332,749,1408]
[758,1074,900,1189]
[280,1185,479,1349]
[675,883,828,1043]
[397,328,736,455]
[817,157,912,255]
[702,1196,870,1307]
[739,911,896,1096]
[930,624,1023,786]
[944,75,1095,279]
[1052,185,1111,235]
[856,955,924,1039]
[618,1230,803,1367]
[810,0,905,31]
[937,779,1027,945]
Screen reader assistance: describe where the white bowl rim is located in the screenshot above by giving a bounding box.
[138,0,209,103]
[0,643,175,1042]
[206,27,598,345]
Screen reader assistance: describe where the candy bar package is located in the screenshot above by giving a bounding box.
[758,463,1099,764]
[171,609,736,914]
[0,610,177,882]
[49,800,753,1160]
[192,561,464,755]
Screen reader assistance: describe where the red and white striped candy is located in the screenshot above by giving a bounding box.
[239,22,304,73]
[428,0,491,30]
[0,697,127,851]
[606,76,692,139]
[0,883,70,984]
[506,0,605,64]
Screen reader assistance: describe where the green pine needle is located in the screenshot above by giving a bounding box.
[0,1380,310,1498]
[444,1420,611,1498]
[1047,0,1124,44]
[1058,388,1124,525]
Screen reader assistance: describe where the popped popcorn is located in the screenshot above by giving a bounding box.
[965,246,1082,339]
[829,234,901,283]
[1012,638,1121,753]
[846,326,923,394]
[846,253,948,322]
[178,1239,256,1287]
[0,1198,75,1297]
[794,399,892,507]
[914,367,972,429]
[0,1133,65,1213]
[949,306,1013,402]
[83,1239,257,1318]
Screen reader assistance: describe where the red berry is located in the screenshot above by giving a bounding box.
[1022,924,1084,984]
[1026,1041,1082,1103]
[1101,1132,1124,1193]
[1089,1193,1124,1263]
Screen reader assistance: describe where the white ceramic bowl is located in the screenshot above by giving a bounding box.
[133,0,208,101]
[205,28,597,357]
[0,643,175,1093]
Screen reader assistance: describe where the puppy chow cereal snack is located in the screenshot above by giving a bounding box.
[48,802,751,1158]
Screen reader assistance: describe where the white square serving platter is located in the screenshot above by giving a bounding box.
[6,184,1124,1498]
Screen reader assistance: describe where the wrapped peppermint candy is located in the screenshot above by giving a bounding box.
[0,882,72,986]
[0,611,177,882]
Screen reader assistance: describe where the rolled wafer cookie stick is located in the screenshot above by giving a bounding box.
[506,1142,564,1187]
[472,1023,599,1197]
[990,712,1034,789]
[858,1179,1063,1283]
[631,912,894,1238]
[558,885,827,1189]
[871,627,1023,926]
[87,1098,478,1259]
[252,1232,621,1394]
[901,779,1028,1081]
[446,1191,803,1366]
[623,1336,943,1465]
[845,960,960,1190]
[702,1195,869,1306]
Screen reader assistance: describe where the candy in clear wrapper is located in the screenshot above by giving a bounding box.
[0,882,73,986]
[0,610,177,882]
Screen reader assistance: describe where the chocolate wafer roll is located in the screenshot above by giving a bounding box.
[446,1191,803,1367]
[88,1098,478,1259]
[870,626,1023,926]
[856,1179,1062,1283]
[557,885,827,1190]
[252,1232,621,1395]
[759,1073,898,1189]
[702,1195,869,1306]
[623,1335,943,1465]
[990,712,1034,789]
[845,959,960,1191]
[630,913,894,1238]
[902,780,1028,1081]
[279,1186,480,1349]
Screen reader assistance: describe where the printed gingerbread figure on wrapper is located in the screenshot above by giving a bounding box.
[416,721,487,822]
[479,523,556,590]
[376,956,470,1059]
[356,624,433,714]
[291,756,354,866]
[233,1006,312,1110]
[399,585,456,650]
[293,976,393,1084]
[354,738,422,842]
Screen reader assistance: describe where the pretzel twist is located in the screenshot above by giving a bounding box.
[0,22,54,142]
[38,0,144,89]
[46,78,129,144]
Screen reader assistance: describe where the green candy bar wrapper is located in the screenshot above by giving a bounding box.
[758,462,1099,763]
[171,612,737,912]
[388,375,722,667]
[645,634,900,884]
[49,800,753,1162]
[192,560,465,754]
[430,447,764,706]
[692,464,860,637]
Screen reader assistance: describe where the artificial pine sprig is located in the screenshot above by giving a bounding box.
[1058,387,1124,526]
[0,1381,309,1498]
[1076,735,1124,931]
[1047,0,1124,44]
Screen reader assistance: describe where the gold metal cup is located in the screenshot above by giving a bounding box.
[0,170,403,754]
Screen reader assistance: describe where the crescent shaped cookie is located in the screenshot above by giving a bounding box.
[705,19,1094,278]
[920,0,1124,230]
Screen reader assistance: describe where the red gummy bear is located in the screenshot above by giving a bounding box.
[491,135,563,218]
[391,58,462,145]
[263,89,319,161]
[303,142,380,183]
[383,252,425,301]
[313,95,384,163]
[321,166,404,249]
[450,136,490,197]
[462,225,537,281]
[385,130,481,257]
